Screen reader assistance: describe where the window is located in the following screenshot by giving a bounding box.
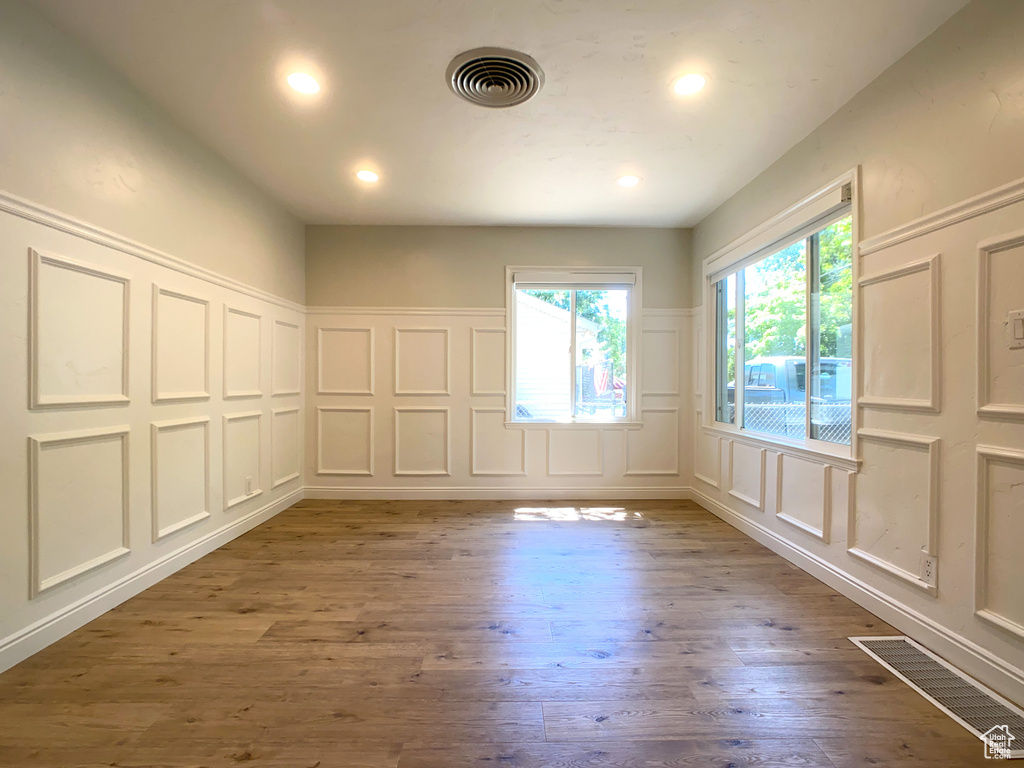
[712,210,853,447]
[508,268,640,424]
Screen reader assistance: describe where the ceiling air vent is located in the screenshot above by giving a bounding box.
[446,47,544,108]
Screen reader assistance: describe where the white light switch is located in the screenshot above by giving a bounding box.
[1009,310,1024,351]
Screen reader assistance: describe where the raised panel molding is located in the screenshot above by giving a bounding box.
[693,411,722,489]
[317,327,374,395]
[152,285,211,403]
[727,440,767,511]
[394,407,451,476]
[470,327,506,396]
[29,426,130,597]
[150,417,210,542]
[975,445,1024,640]
[272,319,302,396]
[29,249,130,408]
[849,428,940,595]
[640,328,680,396]
[394,327,450,395]
[858,254,941,413]
[223,306,262,399]
[547,429,603,476]
[223,411,263,510]
[470,407,526,476]
[625,408,679,475]
[318,407,374,476]
[977,231,1024,420]
[271,407,301,489]
[776,453,832,543]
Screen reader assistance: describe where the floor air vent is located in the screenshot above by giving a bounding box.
[852,636,1024,759]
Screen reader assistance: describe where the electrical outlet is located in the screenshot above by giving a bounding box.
[920,553,938,587]
[245,476,253,495]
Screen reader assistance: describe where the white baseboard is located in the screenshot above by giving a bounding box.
[686,487,1024,708]
[0,489,302,675]
[304,485,692,500]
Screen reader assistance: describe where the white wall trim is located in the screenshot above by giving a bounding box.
[394,327,451,396]
[151,284,211,403]
[271,407,302,489]
[639,328,681,397]
[726,439,766,511]
[317,326,375,396]
[624,407,680,476]
[687,486,1024,709]
[0,489,301,675]
[693,410,722,489]
[29,426,131,598]
[975,445,1024,642]
[858,253,941,413]
[222,305,263,399]
[271,319,302,397]
[470,327,507,397]
[28,249,131,409]
[393,406,451,476]
[859,175,1024,256]
[305,485,691,500]
[0,189,304,312]
[470,407,526,476]
[775,452,832,543]
[316,406,375,476]
[222,411,264,509]
[306,306,506,317]
[977,229,1024,420]
[642,308,698,318]
[849,428,940,596]
[150,416,211,542]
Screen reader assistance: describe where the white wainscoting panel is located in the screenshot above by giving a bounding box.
[547,429,603,476]
[975,446,1024,640]
[625,408,679,475]
[727,440,766,511]
[641,328,680,396]
[29,426,130,596]
[223,306,262,399]
[859,254,940,412]
[394,407,451,476]
[470,407,526,476]
[271,407,301,489]
[318,327,374,395]
[152,285,210,402]
[395,327,450,395]
[978,233,1024,419]
[223,412,263,509]
[318,407,374,476]
[776,453,831,542]
[849,429,939,593]
[693,419,722,488]
[272,319,302,396]
[30,249,129,408]
[151,417,210,541]
[470,327,506,396]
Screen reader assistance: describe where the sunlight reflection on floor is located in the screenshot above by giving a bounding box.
[512,507,641,522]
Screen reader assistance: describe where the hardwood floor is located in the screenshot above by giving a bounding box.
[0,499,991,767]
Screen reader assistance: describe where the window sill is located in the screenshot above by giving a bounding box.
[506,421,643,431]
[701,424,860,471]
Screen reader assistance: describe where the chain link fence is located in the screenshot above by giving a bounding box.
[725,403,852,446]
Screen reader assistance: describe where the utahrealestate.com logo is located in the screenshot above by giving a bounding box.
[983,725,1016,760]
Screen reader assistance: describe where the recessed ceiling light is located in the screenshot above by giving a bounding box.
[673,73,706,96]
[356,170,380,183]
[287,72,320,94]
[616,175,641,188]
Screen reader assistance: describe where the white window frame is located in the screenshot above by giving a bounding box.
[702,169,860,468]
[505,265,643,429]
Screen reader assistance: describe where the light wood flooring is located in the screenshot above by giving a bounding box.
[0,499,992,767]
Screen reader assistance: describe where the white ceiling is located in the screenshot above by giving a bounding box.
[30,0,968,227]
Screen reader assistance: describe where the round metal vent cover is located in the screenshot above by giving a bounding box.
[446,47,544,108]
